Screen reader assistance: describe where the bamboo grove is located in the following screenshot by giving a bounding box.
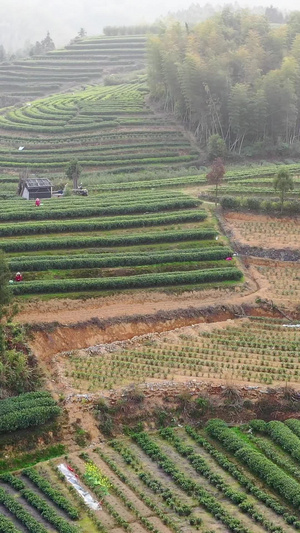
[147,9,300,154]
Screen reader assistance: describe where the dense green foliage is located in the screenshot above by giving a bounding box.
[0,196,199,222]
[148,10,300,154]
[0,515,21,533]
[0,444,66,473]
[23,468,79,519]
[285,418,300,438]
[220,195,300,214]
[265,421,300,461]
[273,168,294,211]
[206,419,300,512]
[1,321,41,397]
[10,247,231,272]
[186,425,300,528]
[0,392,61,433]
[0,485,48,533]
[0,210,206,237]
[0,228,217,253]
[11,267,242,295]
[1,473,79,533]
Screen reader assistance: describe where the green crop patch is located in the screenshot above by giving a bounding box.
[0,392,61,433]
[10,246,231,272]
[0,228,217,253]
[1,420,300,533]
[11,267,242,295]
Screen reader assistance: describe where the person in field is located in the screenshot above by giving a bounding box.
[15,272,23,282]
[35,198,41,207]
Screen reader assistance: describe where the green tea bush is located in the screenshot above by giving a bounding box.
[11,267,242,295]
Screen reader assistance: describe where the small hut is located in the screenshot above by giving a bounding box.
[19,177,52,200]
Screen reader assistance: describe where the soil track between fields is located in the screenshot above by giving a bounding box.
[15,257,264,327]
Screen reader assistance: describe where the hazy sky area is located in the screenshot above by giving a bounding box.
[0,0,298,52]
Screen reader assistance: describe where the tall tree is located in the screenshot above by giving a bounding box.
[206,158,226,204]
[78,28,87,38]
[228,83,251,153]
[265,6,284,24]
[66,159,82,190]
[41,31,55,52]
[273,168,294,212]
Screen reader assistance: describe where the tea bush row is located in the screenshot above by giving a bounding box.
[11,267,242,295]
[0,391,55,415]
[132,431,251,533]
[0,401,61,433]
[0,197,199,222]
[206,419,300,512]
[186,425,300,528]
[11,247,231,272]
[0,228,217,252]
[160,427,284,533]
[1,474,78,533]
[220,196,300,213]
[0,486,47,533]
[23,468,79,519]
[0,210,206,237]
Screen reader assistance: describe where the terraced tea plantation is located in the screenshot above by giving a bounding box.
[0,82,199,173]
[0,35,147,103]
[3,420,300,532]
[1,189,241,297]
[59,317,299,390]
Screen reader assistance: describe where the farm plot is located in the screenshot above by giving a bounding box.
[255,261,300,305]
[0,82,198,173]
[0,34,147,103]
[1,190,242,297]
[2,421,300,531]
[43,422,300,532]
[0,465,96,532]
[223,211,300,250]
[56,316,300,391]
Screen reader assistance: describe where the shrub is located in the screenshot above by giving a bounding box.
[207,134,227,160]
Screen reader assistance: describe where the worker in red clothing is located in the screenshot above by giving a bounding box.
[15,272,23,282]
[35,198,41,207]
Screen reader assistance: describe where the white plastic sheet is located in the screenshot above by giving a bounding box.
[283,324,300,328]
[58,463,101,511]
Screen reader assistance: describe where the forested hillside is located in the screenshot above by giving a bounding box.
[148,9,300,156]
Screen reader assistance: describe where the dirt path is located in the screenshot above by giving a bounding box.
[16,264,267,326]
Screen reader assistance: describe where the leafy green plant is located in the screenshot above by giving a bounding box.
[84,463,112,499]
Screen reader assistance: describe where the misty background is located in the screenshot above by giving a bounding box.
[0,0,294,53]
